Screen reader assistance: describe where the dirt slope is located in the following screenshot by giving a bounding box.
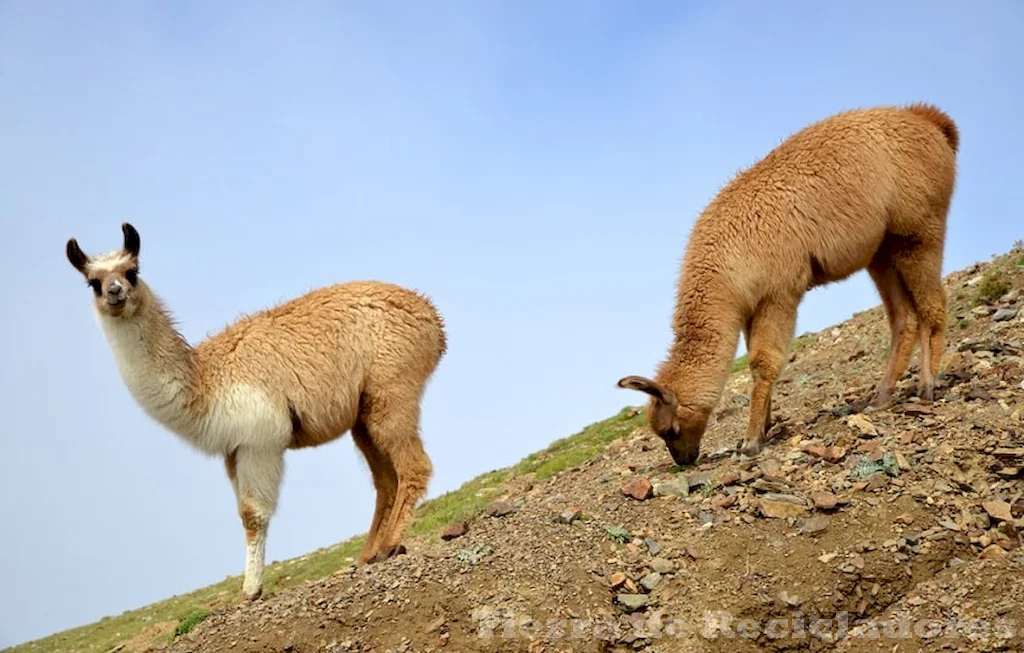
[109,245,1024,652]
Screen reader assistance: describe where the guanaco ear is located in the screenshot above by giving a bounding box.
[122,222,141,258]
[66,238,90,274]
[616,375,679,410]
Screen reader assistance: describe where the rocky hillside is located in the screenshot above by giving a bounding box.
[11,243,1024,653]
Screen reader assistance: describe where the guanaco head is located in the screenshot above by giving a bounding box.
[66,223,145,319]
[617,375,708,466]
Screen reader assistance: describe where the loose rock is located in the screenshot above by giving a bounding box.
[441,522,469,540]
[615,594,650,612]
[847,414,878,437]
[621,478,653,501]
[982,500,1014,523]
[759,494,810,519]
[810,491,838,511]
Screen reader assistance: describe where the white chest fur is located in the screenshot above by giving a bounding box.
[97,312,291,454]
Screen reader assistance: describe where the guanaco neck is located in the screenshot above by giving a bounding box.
[96,283,206,442]
[657,278,743,415]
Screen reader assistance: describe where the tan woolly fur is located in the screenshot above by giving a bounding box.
[618,103,958,466]
[66,223,447,600]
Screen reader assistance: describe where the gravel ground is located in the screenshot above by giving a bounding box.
[158,245,1024,653]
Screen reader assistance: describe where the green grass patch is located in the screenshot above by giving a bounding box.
[731,354,749,373]
[511,407,647,480]
[409,468,510,537]
[168,609,210,643]
[793,333,816,352]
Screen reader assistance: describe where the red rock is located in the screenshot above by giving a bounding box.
[712,494,738,509]
[803,444,848,464]
[621,478,653,501]
[810,491,838,511]
[718,471,741,486]
[441,521,469,540]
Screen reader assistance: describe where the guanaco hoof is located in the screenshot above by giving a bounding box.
[737,439,764,458]
[242,587,263,602]
[368,543,407,564]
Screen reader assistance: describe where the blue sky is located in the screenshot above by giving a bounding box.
[1,0,1022,646]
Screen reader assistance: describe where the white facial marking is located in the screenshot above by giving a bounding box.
[87,252,133,274]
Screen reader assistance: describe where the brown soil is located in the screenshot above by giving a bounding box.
[158,245,1024,653]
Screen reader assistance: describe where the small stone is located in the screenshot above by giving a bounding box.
[441,521,469,540]
[643,537,662,556]
[972,305,993,317]
[718,471,741,486]
[425,616,446,633]
[621,478,653,501]
[894,451,911,472]
[866,473,889,492]
[759,494,810,519]
[980,544,1008,560]
[810,491,838,511]
[1000,289,1021,303]
[801,515,831,535]
[650,558,675,574]
[712,494,738,509]
[485,501,518,517]
[615,594,650,612]
[819,552,838,563]
[686,471,716,490]
[847,414,878,437]
[609,572,627,588]
[983,500,1014,523]
[991,529,1014,550]
[966,386,994,401]
[779,590,802,607]
[652,478,689,498]
[994,448,1024,458]
[803,444,848,464]
[640,571,662,591]
[993,308,1018,322]
[556,507,583,524]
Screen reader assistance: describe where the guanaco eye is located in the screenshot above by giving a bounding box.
[88,279,102,296]
[125,268,138,285]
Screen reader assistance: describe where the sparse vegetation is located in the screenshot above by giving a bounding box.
[455,544,492,564]
[973,272,1009,305]
[169,609,210,643]
[731,353,748,373]
[510,407,647,480]
[603,525,631,544]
